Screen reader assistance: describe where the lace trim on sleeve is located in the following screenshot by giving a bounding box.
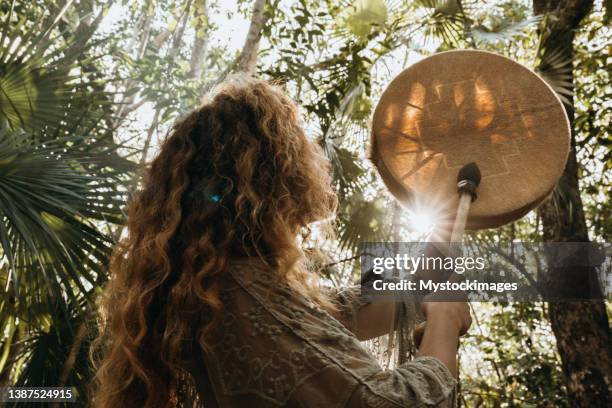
[355,356,457,407]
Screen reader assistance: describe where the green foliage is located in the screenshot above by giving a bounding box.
[573,11,611,242]
[7,299,94,408]
[0,129,131,305]
[463,303,568,407]
[337,0,388,41]
[0,1,132,397]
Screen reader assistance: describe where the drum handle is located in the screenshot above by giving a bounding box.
[450,162,481,243]
[450,193,472,243]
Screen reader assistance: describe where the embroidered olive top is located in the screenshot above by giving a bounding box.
[188,260,456,407]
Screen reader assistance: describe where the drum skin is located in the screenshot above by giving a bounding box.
[371,50,570,229]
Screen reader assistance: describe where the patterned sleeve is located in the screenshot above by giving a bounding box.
[327,285,370,332]
[346,356,457,407]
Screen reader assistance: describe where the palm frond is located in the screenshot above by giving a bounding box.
[337,192,390,252]
[414,0,470,47]
[8,297,93,407]
[534,18,574,106]
[0,3,115,136]
[0,128,131,315]
[471,15,541,44]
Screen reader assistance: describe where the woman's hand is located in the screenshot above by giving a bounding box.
[421,299,472,336]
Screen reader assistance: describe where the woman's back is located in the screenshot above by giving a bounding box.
[190,259,455,407]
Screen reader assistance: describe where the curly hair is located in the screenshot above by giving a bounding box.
[91,75,338,407]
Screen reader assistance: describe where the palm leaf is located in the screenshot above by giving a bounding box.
[0,128,131,314]
[471,15,541,44]
[337,192,390,252]
[8,297,93,408]
[0,2,116,136]
[534,19,574,106]
[414,0,470,47]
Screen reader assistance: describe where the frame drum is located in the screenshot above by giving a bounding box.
[371,50,570,229]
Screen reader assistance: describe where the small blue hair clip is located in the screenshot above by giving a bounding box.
[188,181,222,204]
[188,179,233,204]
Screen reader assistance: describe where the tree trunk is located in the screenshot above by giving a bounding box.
[235,0,269,74]
[113,10,154,125]
[204,0,269,91]
[189,0,210,79]
[169,0,194,59]
[533,1,612,406]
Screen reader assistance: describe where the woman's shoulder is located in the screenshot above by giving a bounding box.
[220,257,279,291]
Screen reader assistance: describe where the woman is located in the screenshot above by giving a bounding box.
[92,75,471,407]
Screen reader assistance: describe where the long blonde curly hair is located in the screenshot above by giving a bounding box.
[91,75,338,407]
